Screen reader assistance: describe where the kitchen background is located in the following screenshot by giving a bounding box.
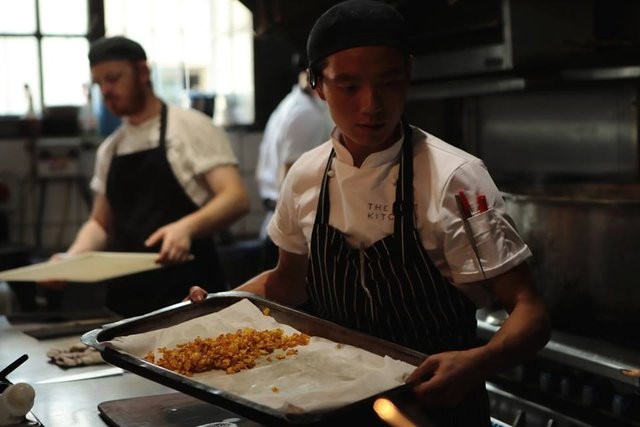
[0,0,639,425]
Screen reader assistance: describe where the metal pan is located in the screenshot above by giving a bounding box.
[81,291,427,426]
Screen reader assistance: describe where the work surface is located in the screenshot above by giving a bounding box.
[0,316,259,427]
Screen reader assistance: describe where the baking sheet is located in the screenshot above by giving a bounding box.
[0,252,162,282]
[82,292,428,425]
[104,298,416,414]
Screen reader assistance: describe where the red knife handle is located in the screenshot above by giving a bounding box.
[457,190,472,218]
[477,194,488,212]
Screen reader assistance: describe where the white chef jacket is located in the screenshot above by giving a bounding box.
[90,106,238,206]
[256,85,332,202]
[268,125,531,303]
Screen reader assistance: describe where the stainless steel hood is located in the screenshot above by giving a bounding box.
[405,0,640,97]
[408,0,619,82]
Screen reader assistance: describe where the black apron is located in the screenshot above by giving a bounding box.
[306,124,491,426]
[105,102,225,317]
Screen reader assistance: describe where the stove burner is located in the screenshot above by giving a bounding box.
[477,310,640,427]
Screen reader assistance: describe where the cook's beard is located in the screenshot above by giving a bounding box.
[107,84,148,117]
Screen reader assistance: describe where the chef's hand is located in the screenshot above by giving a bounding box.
[405,349,486,407]
[145,221,192,264]
[185,285,208,303]
[37,252,68,290]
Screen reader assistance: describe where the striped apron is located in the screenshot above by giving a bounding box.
[306,124,491,426]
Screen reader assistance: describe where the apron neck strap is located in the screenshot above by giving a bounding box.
[159,101,168,147]
[315,148,335,225]
[393,121,414,238]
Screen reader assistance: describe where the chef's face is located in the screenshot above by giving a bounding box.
[91,60,148,117]
[315,45,410,151]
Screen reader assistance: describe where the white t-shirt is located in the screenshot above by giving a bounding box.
[256,85,332,202]
[90,106,238,206]
[269,125,531,292]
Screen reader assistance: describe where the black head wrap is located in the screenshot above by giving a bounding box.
[306,0,408,87]
[88,36,147,66]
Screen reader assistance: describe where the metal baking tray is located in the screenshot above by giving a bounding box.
[82,291,428,426]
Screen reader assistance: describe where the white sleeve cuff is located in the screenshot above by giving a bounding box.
[448,208,533,284]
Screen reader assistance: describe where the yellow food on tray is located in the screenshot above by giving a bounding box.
[144,327,310,376]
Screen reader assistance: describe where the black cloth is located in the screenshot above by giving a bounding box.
[260,235,278,271]
[104,103,225,317]
[262,198,277,211]
[306,0,409,66]
[305,123,490,426]
[89,36,147,66]
[259,200,278,270]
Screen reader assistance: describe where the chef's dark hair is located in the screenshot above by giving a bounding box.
[88,36,147,66]
[306,0,410,89]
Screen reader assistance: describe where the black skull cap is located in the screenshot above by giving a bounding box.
[306,0,409,67]
[88,36,147,66]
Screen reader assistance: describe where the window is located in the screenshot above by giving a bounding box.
[0,0,255,125]
[104,0,254,125]
[0,0,90,116]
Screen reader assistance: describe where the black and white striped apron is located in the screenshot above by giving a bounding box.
[306,123,491,426]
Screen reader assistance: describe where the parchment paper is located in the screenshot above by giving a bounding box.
[105,299,416,413]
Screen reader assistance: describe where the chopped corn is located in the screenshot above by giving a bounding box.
[144,327,309,376]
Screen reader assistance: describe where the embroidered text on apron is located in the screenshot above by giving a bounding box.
[306,123,490,426]
[105,102,225,317]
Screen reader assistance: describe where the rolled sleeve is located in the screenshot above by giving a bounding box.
[266,167,310,255]
[441,161,532,284]
[166,109,239,205]
[183,116,238,175]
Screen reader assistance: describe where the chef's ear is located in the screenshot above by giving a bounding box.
[134,60,151,86]
[309,71,327,100]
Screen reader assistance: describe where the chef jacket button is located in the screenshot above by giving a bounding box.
[327,170,335,177]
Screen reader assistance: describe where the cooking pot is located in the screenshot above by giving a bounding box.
[501,183,640,348]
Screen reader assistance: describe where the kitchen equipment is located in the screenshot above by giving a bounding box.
[81,291,428,426]
[0,355,28,380]
[478,316,640,426]
[40,106,80,136]
[501,182,640,348]
[98,392,262,427]
[0,381,43,427]
[408,0,599,82]
[0,355,43,427]
[0,252,167,282]
[36,367,124,384]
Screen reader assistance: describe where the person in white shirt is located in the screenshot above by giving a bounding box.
[255,53,332,268]
[189,1,549,425]
[43,36,250,317]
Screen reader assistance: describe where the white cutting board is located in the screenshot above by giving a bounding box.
[0,252,164,282]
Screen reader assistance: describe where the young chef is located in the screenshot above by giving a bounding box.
[189,1,550,424]
[44,36,249,317]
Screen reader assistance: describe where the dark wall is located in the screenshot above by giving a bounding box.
[248,0,342,129]
[253,33,298,129]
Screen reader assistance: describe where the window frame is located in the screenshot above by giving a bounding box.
[0,0,104,117]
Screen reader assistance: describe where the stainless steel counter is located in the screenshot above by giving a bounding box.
[0,316,172,427]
